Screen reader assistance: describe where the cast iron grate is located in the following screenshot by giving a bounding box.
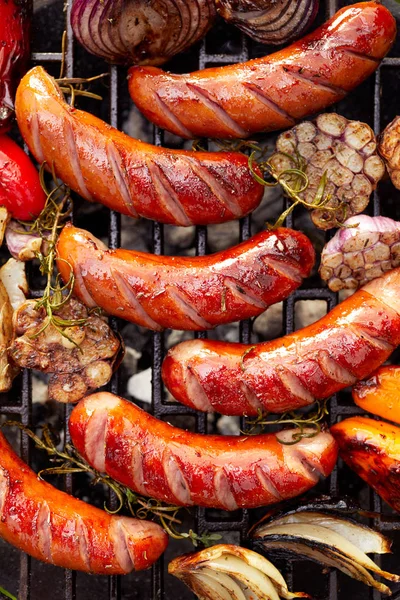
[1,0,400,599]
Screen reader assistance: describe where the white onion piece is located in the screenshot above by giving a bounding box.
[0,206,10,246]
[71,0,216,66]
[201,569,247,600]
[207,555,281,600]
[258,524,395,580]
[5,219,43,261]
[256,511,392,555]
[0,259,28,312]
[168,544,309,600]
[260,539,392,595]
[195,573,234,600]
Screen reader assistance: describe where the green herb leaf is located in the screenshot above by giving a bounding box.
[0,586,17,600]
[242,400,330,445]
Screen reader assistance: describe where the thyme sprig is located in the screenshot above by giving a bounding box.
[18,163,86,345]
[201,137,348,228]
[249,149,348,229]
[242,400,329,445]
[3,421,221,548]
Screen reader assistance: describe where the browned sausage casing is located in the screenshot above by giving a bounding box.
[0,431,167,573]
[69,392,338,511]
[56,224,315,331]
[162,268,400,415]
[15,66,263,226]
[128,2,396,139]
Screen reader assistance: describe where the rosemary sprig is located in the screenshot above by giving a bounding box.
[3,421,221,548]
[55,30,109,106]
[56,73,109,105]
[241,400,329,445]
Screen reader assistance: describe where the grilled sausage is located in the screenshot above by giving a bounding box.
[69,392,338,511]
[331,417,400,514]
[128,2,396,139]
[162,268,400,415]
[56,224,315,331]
[0,430,168,573]
[15,66,263,226]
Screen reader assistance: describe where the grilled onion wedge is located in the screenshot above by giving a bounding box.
[253,509,399,595]
[0,259,27,392]
[168,544,309,600]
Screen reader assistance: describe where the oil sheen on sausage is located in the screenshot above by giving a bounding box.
[15,66,263,226]
[0,431,167,573]
[162,268,400,415]
[56,223,315,331]
[128,2,396,139]
[69,392,338,511]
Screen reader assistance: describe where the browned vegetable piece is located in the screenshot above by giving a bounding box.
[270,114,385,229]
[352,366,400,425]
[0,258,28,392]
[0,279,18,392]
[9,298,123,402]
[331,417,400,515]
[0,206,10,246]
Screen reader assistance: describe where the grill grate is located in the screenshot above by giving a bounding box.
[1,0,400,598]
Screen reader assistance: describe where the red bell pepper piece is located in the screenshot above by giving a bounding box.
[0,135,46,220]
[0,0,30,133]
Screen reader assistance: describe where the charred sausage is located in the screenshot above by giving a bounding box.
[15,66,263,226]
[128,2,396,139]
[56,224,315,331]
[0,430,167,573]
[162,268,400,415]
[331,417,400,514]
[69,392,338,511]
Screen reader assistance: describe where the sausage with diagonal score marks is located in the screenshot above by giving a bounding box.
[15,66,263,227]
[128,2,396,139]
[56,224,315,331]
[0,430,168,573]
[162,268,400,415]
[69,392,338,511]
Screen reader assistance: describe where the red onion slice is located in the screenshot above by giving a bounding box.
[216,0,319,45]
[71,0,216,66]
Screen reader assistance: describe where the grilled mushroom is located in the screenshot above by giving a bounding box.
[9,297,124,403]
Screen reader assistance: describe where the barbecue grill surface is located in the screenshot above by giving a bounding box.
[2,0,400,598]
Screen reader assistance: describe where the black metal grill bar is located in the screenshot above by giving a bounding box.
[1,0,398,598]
